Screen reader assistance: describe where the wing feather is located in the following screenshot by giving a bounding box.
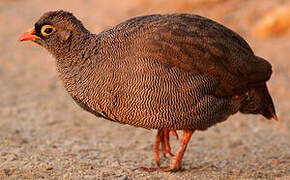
[115,14,272,96]
[136,14,272,96]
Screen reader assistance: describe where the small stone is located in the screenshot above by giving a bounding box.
[268,158,279,165]
[46,166,53,170]
[228,140,243,148]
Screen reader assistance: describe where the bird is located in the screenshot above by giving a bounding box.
[19,10,277,172]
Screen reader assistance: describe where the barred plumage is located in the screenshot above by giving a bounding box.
[19,10,277,171]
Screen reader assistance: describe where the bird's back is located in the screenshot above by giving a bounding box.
[101,14,272,95]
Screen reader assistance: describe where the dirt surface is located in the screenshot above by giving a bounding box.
[1,0,290,179]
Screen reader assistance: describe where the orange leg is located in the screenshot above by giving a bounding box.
[153,130,163,167]
[161,130,175,159]
[153,129,177,166]
[141,130,194,172]
[168,130,194,171]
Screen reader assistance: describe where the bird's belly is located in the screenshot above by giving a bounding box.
[106,73,238,130]
[112,94,234,130]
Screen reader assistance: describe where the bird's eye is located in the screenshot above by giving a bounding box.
[41,25,56,37]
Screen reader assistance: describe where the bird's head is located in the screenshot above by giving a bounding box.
[18,10,90,55]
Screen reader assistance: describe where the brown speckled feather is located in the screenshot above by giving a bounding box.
[30,11,277,131]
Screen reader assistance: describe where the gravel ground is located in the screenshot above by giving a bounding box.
[0,0,289,179]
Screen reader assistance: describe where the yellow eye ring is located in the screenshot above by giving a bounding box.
[41,25,56,37]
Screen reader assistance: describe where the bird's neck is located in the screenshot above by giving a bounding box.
[54,33,95,67]
[54,33,99,94]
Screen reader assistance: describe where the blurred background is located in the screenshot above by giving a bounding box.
[0,0,289,179]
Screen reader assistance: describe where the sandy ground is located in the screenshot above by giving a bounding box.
[0,0,290,179]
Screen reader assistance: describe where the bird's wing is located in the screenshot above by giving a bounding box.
[132,14,272,96]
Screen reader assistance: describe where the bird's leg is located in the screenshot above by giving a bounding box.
[153,129,179,166]
[140,130,194,172]
[171,130,179,139]
[161,130,175,158]
[167,130,194,171]
[153,129,164,167]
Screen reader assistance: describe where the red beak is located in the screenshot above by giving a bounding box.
[18,28,40,42]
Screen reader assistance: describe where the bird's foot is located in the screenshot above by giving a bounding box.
[154,129,178,166]
[141,130,194,172]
